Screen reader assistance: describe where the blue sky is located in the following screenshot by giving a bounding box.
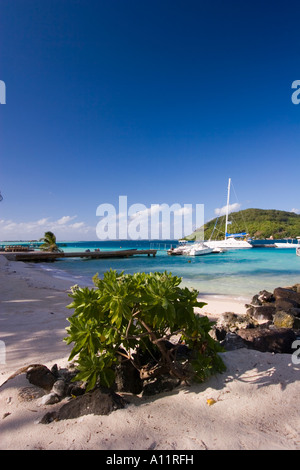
[1,0,300,240]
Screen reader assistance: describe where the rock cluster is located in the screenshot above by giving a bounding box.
[20,363,126,424]
[247,286,300,329]
[9,284,300,423]
[40,388,127,424]
[24,347,186,423]
[25,363,85,404]
[212,284,300,353]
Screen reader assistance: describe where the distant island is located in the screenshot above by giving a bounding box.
[187,209,300,241]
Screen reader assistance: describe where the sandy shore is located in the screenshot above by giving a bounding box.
[0,255,299,450]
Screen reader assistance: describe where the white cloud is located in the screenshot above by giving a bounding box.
[214,202,241,217]
[36,218,49,226]
[291,208,300,214]
[129,204,193,219]
[56,215,77,225]
[0,216,96,241]
[70,222,85,229]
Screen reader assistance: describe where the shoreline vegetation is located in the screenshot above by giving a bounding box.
[187,208,300,241]
[0,255,300,450]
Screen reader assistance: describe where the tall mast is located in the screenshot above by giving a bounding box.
[225,178,231,240]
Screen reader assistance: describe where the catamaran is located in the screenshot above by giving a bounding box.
[205,178,252,250]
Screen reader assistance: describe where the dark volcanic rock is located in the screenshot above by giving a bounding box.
[67,383,85,397]
[248,294,261,307]
[246,305,276,321]
[248,290,274,307]
[220,332,248,351]
[212,312,259,342]
[290,308,300,318]
[51,379,67,398]
[236,327,297,354]
[115,358,143,395]
[26,365,56,392]
[275,298,300,312]
[273,287,300,306]
[257,290,274,303]
[43,388,127,422]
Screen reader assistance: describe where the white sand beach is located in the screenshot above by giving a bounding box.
[0,255,299,450]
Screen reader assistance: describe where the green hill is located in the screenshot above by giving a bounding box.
[187,209,300,241]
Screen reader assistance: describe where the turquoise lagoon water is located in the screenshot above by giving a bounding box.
[33,240,300,301]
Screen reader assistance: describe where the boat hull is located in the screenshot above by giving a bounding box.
[205,239,252,249]
[275,243,299,248]
[188,247,213,256]
[168,242,214,256]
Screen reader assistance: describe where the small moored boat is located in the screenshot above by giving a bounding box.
[275,238,300,248]
[168,241,213,256]
[187,243,213,256]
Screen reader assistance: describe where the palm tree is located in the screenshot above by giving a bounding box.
[39,231,63,252]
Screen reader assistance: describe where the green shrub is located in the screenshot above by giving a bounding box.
[64,270,226,391]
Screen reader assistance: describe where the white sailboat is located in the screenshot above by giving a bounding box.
[205,178,252,250]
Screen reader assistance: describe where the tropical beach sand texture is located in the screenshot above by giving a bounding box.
[0,255,299,450]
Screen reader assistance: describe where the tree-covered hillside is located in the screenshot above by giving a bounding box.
[187,209,300,241]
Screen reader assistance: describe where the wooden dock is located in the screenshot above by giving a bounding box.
[3,249,157,262]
